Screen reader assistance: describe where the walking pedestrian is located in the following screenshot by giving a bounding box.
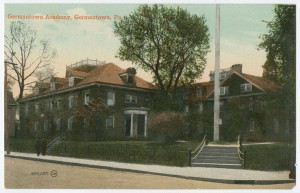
[41,137,47,156]
[35,138,41,156]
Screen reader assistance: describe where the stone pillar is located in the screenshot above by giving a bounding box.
[144,114,147,137]
[130,114,134,137]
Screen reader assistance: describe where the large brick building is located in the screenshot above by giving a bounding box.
[19,60,156,140]
[182,64,280,141]
[19,60,280,141]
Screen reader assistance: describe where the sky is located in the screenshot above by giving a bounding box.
[4,3,275,97]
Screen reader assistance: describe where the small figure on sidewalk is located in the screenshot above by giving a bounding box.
[35,138,41,156]
[41,137,47,156]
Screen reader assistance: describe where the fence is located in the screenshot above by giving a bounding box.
[48,144,189,166]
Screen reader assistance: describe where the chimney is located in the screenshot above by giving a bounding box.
[231,64,242,74]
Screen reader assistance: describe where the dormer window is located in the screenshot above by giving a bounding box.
[120,67,136,85]
[69,77,74,87]
[128,75,134,84]
[196,87,202,97]
[50,82,55,90]
[34,87,39,95]
[241,83,252,92]
[85,93,90,104]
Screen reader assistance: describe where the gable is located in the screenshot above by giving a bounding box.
[207,72,266,99]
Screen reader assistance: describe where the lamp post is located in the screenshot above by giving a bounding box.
[4,61,17,154]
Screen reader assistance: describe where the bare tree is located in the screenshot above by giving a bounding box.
[5,21,56,99]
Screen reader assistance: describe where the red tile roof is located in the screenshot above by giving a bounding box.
[68,70,89,78]
[77,63,156,90]
[35,82,50,88]
[241,73,279,92]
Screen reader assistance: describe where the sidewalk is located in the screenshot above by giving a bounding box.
[5,152,295,185]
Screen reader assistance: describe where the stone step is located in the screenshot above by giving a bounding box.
[199,152,237,156]
[191,162,243,169]
[201,148,237,153]
[192,158,241,164]
[198,155,240,160]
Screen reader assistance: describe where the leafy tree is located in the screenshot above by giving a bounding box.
[5,21,56,99]
[114,4,210,93]
[259,5,296,140]
[73,97,113,140]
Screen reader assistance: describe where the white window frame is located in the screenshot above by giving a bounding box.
[69,77,74,87]
[106,116,114,129]
[69,95,74,109]
[35,103,39,113]
[199,103,203,113]
[44,120,49,131]
[68,117,73,130]
[50,100,53,111]
[107,92,115,106]
[220,86,229,96]
[84,118,89,128]
[84,93,90,105]
[56,118,61,131]
[249,120,255,132]
[241,83,252,93]
[196,87,202,97]
[25,103,29,115]
[45,102,49,112]
[184,105,189,113]
[34,122,39,132]
[50,82,55,90]
[57,99,62,110]
[125,95,137,103]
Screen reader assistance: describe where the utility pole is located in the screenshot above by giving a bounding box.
[213,4,220,141]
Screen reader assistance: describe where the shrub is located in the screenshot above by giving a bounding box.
[148,111,187,141]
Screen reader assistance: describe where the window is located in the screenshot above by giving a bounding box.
[220,101,224,112]
[85,93,90,104]
[241,83,252,93]
[128,75,134,84]
[56,119,61,131]
[249,97,254,110]
[249,120,255,132]
[57,99,62,109]
[107,92,115,106]
[184,105,189,113]
[106,116,114,129]
[34,122,39,132]
[125,95,137,103]
[34,87,39,95]
[196,87,202,97]
[69,77,74,87]
[68,117,73,130]
[44,120,49,131]
[220,73,228,80]
[51,82,55,90]
[69,96,74,108]
[50,100,54,111]
[220,86,229,95]
[84,118,89,128]
[45,102,49,112]
[35,103,39,113]
[25,103,29,115]
[199,103,203,113]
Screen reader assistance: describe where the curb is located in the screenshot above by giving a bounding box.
[5,154,296,185]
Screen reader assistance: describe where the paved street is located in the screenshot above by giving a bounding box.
[5,157,295,189]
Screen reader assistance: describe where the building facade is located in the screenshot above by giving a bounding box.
[183,64,280,141]
[19,60,156,140]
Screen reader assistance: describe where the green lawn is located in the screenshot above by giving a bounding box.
[243,143,295,171]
